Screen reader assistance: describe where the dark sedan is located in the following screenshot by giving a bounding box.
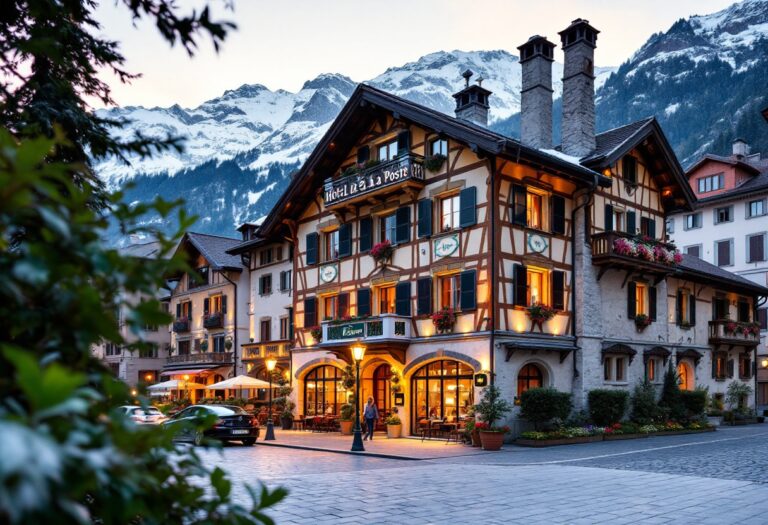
[164,405,260,446]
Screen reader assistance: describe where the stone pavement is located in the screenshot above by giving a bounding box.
[201,425,768,524]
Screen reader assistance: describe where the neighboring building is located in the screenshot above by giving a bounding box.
[92,241,171,387]
[250,19,767,435]
[228,223,294,395]
[668,137,768,406]
[164,232,249,399]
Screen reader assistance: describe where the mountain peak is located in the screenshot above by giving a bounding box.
[220,83,271,99]
[301,73,356,92]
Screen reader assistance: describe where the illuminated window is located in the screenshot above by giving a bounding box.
[378,286,395,314]
[517,363,544,398]
[647,358,658,382]
[439,194,461,232]
[527,268,547,306]
[323,295,338,320]
[614,209,625,232]
[380,213,397,243]
[635,283,648,316]
[526,191,544,230]
[678,362,694,390]
[324,230,339,261]
[378,140,398,162]
[210,294,222,313]
[439,274,461,310]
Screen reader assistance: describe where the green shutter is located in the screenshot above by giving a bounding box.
[203,297,209,315]
[338,293,349,318]
[552,271,565,311]
[359,217,372,252]
[306,232,319,265]
[460,270,477,310]
[417,199,433,238]
[395,282,411,316]
[356,146,370,164]
[627,282,636,319]
[513,264,527,307]
[338,223,352,257]
[357,289,371,317]
[689,294,696,326]
[417,277,432,315]
[649,286,657,321]
[222,295,227,314]
[459,186,477,228]
[676,290,683,325]
[648,218,657,239]
[512,184,527,226]
[626,211,636,235]
[304,298,317,328]
[551,195,566,235]
[604,204,614,231]
[396,206,411,244]
[397,130,411,156]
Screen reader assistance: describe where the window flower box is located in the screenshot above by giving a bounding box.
[370,240,393,264]
[526,303,556,332]
[431,307,457,334]
[635,314,652,331]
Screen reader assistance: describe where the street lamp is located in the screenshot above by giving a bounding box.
[761,358,768,369]
[265,357,277,441]
[351,342,366,452]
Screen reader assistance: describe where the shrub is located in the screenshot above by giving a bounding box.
[474,384,513,429]
[659,364,686,421]
[631,380,659,424]
[588,389,629,426]
[680,390,707,418]
[726,382,754,413]
[519,387,572,430]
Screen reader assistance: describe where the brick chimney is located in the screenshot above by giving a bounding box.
[558,19,599,158]
[518,35,556,149]
[453,69,492,127]
[732,138,750,158]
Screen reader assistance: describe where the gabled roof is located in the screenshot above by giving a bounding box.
[582,117,655,165]
[227,236,270,255]
[685,153,762,177]
[259,83,610,237]
[695,170,768,207]
[120,241,163,259]
[676,254,768,296]
[181,232,244,272]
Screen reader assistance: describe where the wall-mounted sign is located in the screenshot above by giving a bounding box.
[319,263,338,283]
[329,322,365,340]
[433,233,460,259]
[323,158,424,206]
[394,393,405,406]
[474,373,488,387]
[526,232,549,255]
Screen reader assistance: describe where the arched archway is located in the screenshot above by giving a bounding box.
[410,359,475,433]
[516,363,545,399]
[303,365,346,417]
[677,361,694,391]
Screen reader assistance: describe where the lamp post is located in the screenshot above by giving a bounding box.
[265,357,277,441]
[351,342,366,452]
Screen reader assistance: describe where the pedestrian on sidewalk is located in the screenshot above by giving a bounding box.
[363,397,378,441]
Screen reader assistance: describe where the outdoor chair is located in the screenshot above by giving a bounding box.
[418,419,432,441]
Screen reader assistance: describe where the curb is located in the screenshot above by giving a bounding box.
[253,441,423,461]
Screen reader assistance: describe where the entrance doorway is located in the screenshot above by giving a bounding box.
[411,360,474,433]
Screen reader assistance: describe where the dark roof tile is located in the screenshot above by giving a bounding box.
[185,232,244,271]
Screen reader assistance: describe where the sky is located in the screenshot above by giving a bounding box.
[95,0,737,109]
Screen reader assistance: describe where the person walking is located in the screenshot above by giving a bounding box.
[363,396,379,441]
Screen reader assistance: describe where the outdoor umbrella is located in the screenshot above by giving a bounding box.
[148,380,206,390]
[205,375,271,399]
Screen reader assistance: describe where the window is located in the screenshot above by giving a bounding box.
[259,274,272,295]
[411,360,474,430]
[713,296,729,320]
[684,213,702,230]
[279,270,292,291]
[677,288,695,326]
[139,344,158,358]
[715,239,733,267]
[324,230,339,261]
[685,245,701,258]
[280,317,289,340]
[740,355,753,380]
[635,282,648,316]
[527,267,547,306]
[212,334,226,353]
[190,266,209,288]
[603,356,627,383]
[379,213,397,243]
[104,343,121,356]
[259,248,273,266]
[178,301,191,319]
[758,308,767,331]
[210,294,223,314]
[622,156,637,185]
[677,362,694,390]
[439,194,461,232]
[714,206,732,224]
[737,299,750,323]
[177,340,190,355]
[260,319,271,342]
[647,358,661,383]
[613,209,625,232]
[748,199,766,218]
[378,140,398,162]
[304,365,345,417]
[323,296,338,320]
[378,286,395,314]
[430,138,448,157]
[748,233,766,263]
[517,363,544,399]
[697,173,724,193]
[640,217,656,238]
[665,218,674,234]
[439,274,461,310]
[526,190,546,230]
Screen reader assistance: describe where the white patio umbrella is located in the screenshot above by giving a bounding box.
[148,379,206,390]
[205,375,271,399]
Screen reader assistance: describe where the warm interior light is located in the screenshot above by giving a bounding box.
[145,373,153,381]
[662,189,672,197]
[183,374,190,381]
[602,168,612,178]
[761,358,768,369]
[131,389,137,396]
[351,343,366,362]
[266,357,277,372]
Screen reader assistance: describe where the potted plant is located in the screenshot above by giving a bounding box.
[370,240,394,264]
[465,417,481,447]
[200,339,209,352]
[385,408,402,438]
[634,314,652,331]
[309,326,322,342]
[473,384,513,451]
[526,303,556,332]
[425,153,446,172]
[431,307,456,334]
[390,368,402,393]
[280,400,295,430]
[339,402,355,435]
[224,337,233,351]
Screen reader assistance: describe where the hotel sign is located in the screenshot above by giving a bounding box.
[433,233,460,259]
[323,157,424,206]
[333,322,365,340]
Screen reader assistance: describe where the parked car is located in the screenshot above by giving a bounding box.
[120,405,168,425]
[163,405,260,446]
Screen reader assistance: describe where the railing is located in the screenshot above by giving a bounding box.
[321,314,411,344]
[203,312,224,329]
[591,231,680,271]
[709,320,761,346]
[323,154,425,207]
[172,318,190,332]
[166,351,233,365]
[242,342,291,360]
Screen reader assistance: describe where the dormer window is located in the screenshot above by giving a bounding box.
[378,140,398,162]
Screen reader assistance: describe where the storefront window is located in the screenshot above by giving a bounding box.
[411,360,474,433]
[304,365,345,416]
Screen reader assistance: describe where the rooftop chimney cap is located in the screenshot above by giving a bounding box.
[517,35,556,62]
[558,18,600,48]
[462,69,474,87]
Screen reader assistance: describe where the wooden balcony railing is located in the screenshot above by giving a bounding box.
[165,351,233,365]
[242,341,291,360]
[591,231,681,275]
[172,318,190,333]
[203,312,224,329]
[709,320,761,347]
[320,314,411,345]
[323,154,425,207]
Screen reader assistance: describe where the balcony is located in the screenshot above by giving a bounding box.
[242,341,291,361]
[165,351,234,366]
[320,314,411,345]
[203,312,224,329]
[323,154,425,208]
[709,320,761,347]
[172,318,190,333]
[591,231,681,279]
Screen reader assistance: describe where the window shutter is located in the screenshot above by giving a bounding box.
[279,271,285,291]
[306,232,319,265]
[359,217,372,252]
[459,186,477,228]
[338,223,352,257]
[551,195,566,235]
[188,302,192,320]
[338,293,349,318]
[397,130,411,156]
[357,146,370,164]
[717,240,730,266]
[604,204,614,232]
[711,356,717,379]
[460,270,477,311]
[513,264,527,307]
[689,294,696,326]
[626,211,636,234]
[204,298,209,316]
[552,271,565,311]
[627,282,637,319]
[512,184,527,226]
[727,359,734,379]
[676,290,683,325]
[649,286,657,321]
[304,298,317,328]
[395,282,411,316]
[176,303,181,318]
[357,289,371,317]
[648,218,657,239]
[258,277,264,295]
[396,206,411,244]
[417,277,433,316]
[417,199,433,238]
[222,295,227,314]
[745,357,753,379]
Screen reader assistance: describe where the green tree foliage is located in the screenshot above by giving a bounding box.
[519,387,572,430]
[631,380,660,424]
[680,390,707,418]
[474,384,513,429]
[587,389,629,426]
[659,363,686,421]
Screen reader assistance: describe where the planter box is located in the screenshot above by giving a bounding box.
[479,431,506,451]
[726,419,757,426]
[386,424,402,439]
[339,420,353,435]
[653,427,716,436]
[707,416,723,427]
[515,435,603,447]
[603,433,649,441]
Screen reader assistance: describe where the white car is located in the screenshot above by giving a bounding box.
[120,405,168,425]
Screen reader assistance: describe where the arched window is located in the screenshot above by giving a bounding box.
[411,360,474,433]
[304,365,344,416]
[677,362,693,391]
[517,363,544,398]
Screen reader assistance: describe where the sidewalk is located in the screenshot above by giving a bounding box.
[253,429,497,460]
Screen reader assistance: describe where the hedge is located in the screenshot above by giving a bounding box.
[519,387,572,429]
[588,389,629,426]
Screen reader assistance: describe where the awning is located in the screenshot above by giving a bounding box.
[676,349,703,367]
[504,335,579,364]
[601,343,637,364]
[643,346,671,365]
[161,368,211,377]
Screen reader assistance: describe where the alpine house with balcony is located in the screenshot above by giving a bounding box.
[250,19,768,435]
